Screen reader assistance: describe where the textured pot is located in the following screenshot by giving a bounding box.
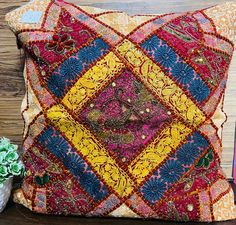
[0,177,13,213]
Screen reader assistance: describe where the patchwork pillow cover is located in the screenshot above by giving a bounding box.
[5,0,236,221]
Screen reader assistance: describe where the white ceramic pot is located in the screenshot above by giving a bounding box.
[0,177,13,213]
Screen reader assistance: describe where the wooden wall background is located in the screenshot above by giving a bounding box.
[0,0,235,178]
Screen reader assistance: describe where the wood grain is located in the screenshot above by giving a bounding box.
[0,0,235,178]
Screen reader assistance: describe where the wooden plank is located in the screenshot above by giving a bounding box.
[1,191,236,225]
[0,98,23,147]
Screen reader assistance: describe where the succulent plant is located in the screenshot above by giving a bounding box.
[0,137,25,187]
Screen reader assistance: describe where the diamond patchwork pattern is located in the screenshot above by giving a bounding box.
[79,70,172,163]
[11,0,236,221]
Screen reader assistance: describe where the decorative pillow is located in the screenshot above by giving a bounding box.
[5,0,236,221]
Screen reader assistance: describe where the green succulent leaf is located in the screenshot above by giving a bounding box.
[0,165,8,177]
[0,137,24,178]
[0,138,18,153]
[0,151,7,164]
[0,138,11,151]
[5,151,19,163]
[9,162,23,176]
[0,176,7,186]
[8,144,18,152]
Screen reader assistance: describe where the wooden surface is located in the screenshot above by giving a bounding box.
[1,203,236,225]
[0,182,235,225]
[0,0,236,177]
[0,202,235,225]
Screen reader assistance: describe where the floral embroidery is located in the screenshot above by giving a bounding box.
[176,131,209,166]
[141,35,160,52]
[141,35,211,104]
[176,143,199,166]
[37,126,109,201]
[79,172,108,201]
[60,58,82,79]
[141,177,166,204]
[140,131,209,204]
[154,45,177,68]
[47,38,110,98]
[45,33,75,54]
[79,70,172,162]
[78,38,109,64]
[69,153,85,174]
[189,79,211,103]
[172,62,194,85]
[160,159,184,183]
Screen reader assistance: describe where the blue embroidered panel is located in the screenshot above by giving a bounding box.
[140,131,209,204]
[47,38,109,98]
[37,126,109,201]
[141,35,210,103]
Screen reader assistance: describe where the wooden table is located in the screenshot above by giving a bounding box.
[0,200,236,225]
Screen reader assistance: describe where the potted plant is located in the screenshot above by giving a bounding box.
[0,137,24,212]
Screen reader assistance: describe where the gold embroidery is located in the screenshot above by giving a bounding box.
[47,104,134,197]
[62,52,125,113]
[116,39,206,127]
[129,121,192,184]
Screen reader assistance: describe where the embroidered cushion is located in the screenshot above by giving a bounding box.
[5,0,236,221]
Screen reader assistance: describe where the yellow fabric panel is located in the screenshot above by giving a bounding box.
[62,52,125,113]
[47,104,134,198]
[116,39,206,128]
[129,120,192,184]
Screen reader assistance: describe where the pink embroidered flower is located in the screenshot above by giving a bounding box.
[46,33,75,54]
